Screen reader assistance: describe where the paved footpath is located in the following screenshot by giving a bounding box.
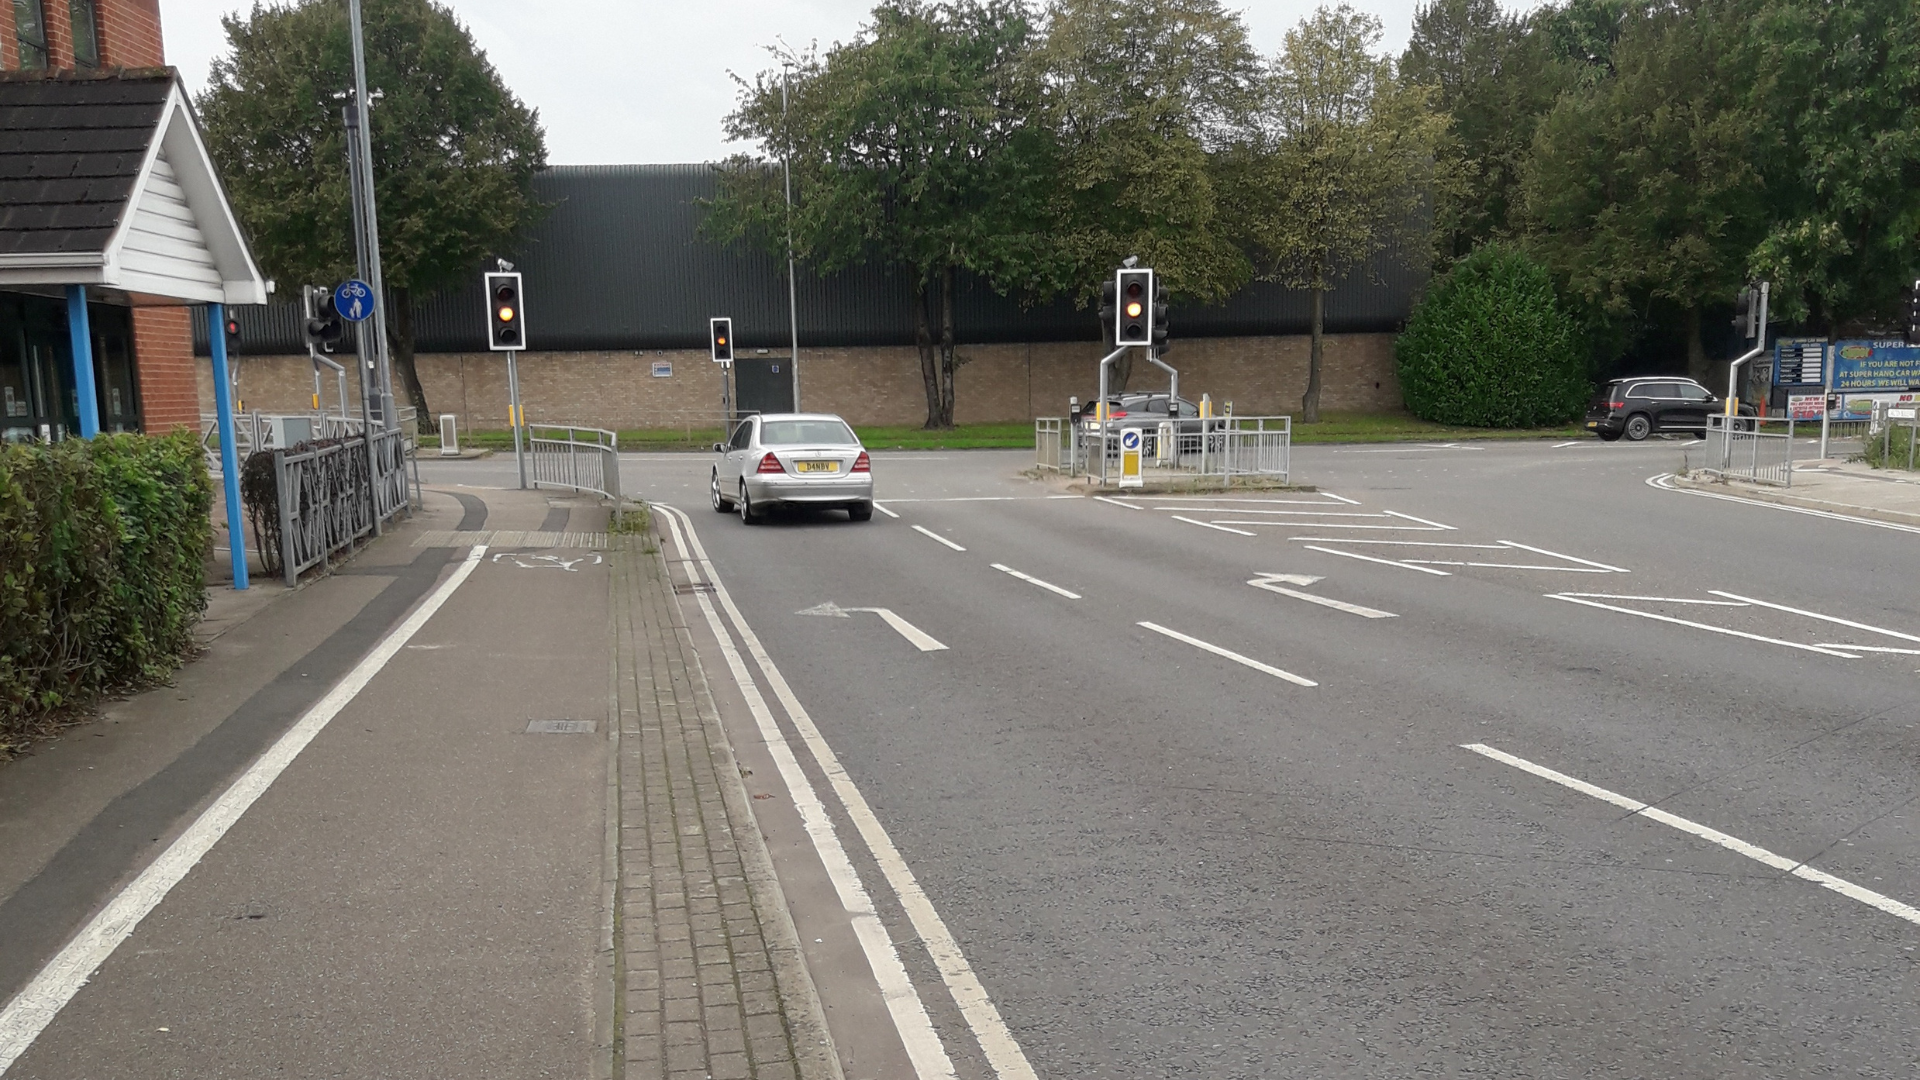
[0,487,843,1079]
[609,534,840,1080]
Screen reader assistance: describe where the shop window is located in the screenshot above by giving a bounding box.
[69,0,99,68]
[14,0,49,70]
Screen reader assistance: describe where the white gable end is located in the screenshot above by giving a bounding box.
[113,151,225,302]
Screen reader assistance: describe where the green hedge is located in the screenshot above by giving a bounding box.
[1395,245,1590,428]
[0,432,212,748]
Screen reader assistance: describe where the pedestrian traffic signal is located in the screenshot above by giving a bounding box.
[224,314,242,356]
[1115,268,1153,344]
[485,271,524,351]
[304,290,345,353]
[1151,281,1170,358]
[710,317,734,363]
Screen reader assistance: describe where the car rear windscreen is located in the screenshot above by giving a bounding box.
[761,420,857,446]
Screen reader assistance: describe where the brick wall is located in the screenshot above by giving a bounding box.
[1,0,162,71]
[133,307,199,430]
[197,333,1405,430]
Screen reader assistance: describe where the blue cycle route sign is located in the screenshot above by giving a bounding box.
[334,279,375,322]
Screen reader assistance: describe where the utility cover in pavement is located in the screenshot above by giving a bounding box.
[525,720,597,734]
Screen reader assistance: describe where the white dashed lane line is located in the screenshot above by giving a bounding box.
[911,524,967,551]
[1172,515,1254,536]
[871,502,900,518]
[1138,622,1317,687]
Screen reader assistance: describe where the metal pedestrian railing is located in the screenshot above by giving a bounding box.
[1698,414,1794,487]
[528,423,622,507]
[1036,415,1291,484]
[273,427,411,585]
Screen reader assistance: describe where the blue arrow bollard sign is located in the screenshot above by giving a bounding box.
[334,279,374,322]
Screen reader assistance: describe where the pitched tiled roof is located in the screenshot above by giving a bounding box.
[0,71,174,257]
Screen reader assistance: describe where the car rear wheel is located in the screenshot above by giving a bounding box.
[738,483,762,525]
[711,470,731,512]
[1624,413,1653,441]
[847,501,873,522]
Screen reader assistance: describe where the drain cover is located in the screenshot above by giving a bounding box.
[672,582,715,595]
[525,719,597,734]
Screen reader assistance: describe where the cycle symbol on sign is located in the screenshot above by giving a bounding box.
[334,279,374,323]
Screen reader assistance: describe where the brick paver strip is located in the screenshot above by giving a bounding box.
[609,533,844,1080]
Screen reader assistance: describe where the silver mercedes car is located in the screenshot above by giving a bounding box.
[710,413,874,524]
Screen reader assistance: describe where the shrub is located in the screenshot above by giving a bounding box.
[1396,245,1589,428]
[0,432,212,749]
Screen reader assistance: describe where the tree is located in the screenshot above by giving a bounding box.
[1026,0,1261,323]
[709,0,1050,428]
[1395,243,1587,426]
[1400,0,1567,263]
[199,0,546,432]
[1733,0,1920,333]
[1235,5,1447,422]
[1521,0,1762,386]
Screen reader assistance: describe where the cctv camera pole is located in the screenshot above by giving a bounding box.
[347,0,396,431]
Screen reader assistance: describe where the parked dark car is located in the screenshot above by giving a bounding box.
[1586,377,1754,441]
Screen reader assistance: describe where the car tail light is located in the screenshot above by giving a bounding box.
[1610,401,1624,410]
[1110,410,1128,418]
[756,452,785,474]
[852,451,871,473]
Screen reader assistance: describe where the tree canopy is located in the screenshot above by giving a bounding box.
[199,0,546,428]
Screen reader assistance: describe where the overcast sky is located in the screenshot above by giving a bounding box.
[159,0,1529,166]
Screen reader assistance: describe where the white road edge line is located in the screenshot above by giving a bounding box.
[1545,594,1860,658]
[1287,538,1508,548]
[1172,515,1254,536]
[1382,510,1458,530]
[658,505,1040,1080]
[0,543,491,1074]
[1303,544,1451,576]
[1246,578,1395,619]
[1093,495,1143,510]
[1137,622,1317,686]
[871,502,900,518]
[655,508,959,1079]
[991,564,1082,599]
[1553,441,1583,447]
[1708,590,1920,645]
[1647,472,1920,535]
[911,524,967,551]
[1557,593,1749,606]
[1462,743,1920,928]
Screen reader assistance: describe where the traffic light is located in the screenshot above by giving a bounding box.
[1115,268,1153,344]
[710,317,734,363]
[1151,280,1170,358]
[1733,285,1759,339]
[304,290,344,353]
[486,271,524,350]
[1908,280,1920,345]
[1098,279,1117,347]
[224,314,242,356]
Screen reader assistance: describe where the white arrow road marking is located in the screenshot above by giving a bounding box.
[990,564,1081,599]
[1247,573,1396,618]
[798,602,947,651]
[1137,622,1317,686]
[911,524,966,551]
[1545,594,1859,657]
[1463,743,1920,929]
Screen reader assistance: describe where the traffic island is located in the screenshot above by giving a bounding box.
[1672,463,1920,527]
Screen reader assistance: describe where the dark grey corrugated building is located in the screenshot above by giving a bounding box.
[209,164,1421,354]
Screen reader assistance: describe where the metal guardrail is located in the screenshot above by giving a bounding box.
[1699,414,1794,486]
[273,427,411,585]
[528,423,622,509]
[1037,415,1291,483]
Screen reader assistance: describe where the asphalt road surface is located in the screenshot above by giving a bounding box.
[575,438,1920,1079]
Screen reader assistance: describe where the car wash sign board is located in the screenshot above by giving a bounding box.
[1832,341,1920,391]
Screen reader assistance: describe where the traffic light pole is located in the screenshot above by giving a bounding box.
[346,0,397,431]
[507,348,527,489]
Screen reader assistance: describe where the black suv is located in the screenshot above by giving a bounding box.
[1586,377,1752,441]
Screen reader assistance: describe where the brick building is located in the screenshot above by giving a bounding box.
[0,0,210,438]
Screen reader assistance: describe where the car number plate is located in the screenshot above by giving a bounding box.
[797,460,838,473]
[1586,421,1597,428]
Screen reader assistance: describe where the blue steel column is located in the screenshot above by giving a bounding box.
[208,302,249,589]
[65,285,100,438]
